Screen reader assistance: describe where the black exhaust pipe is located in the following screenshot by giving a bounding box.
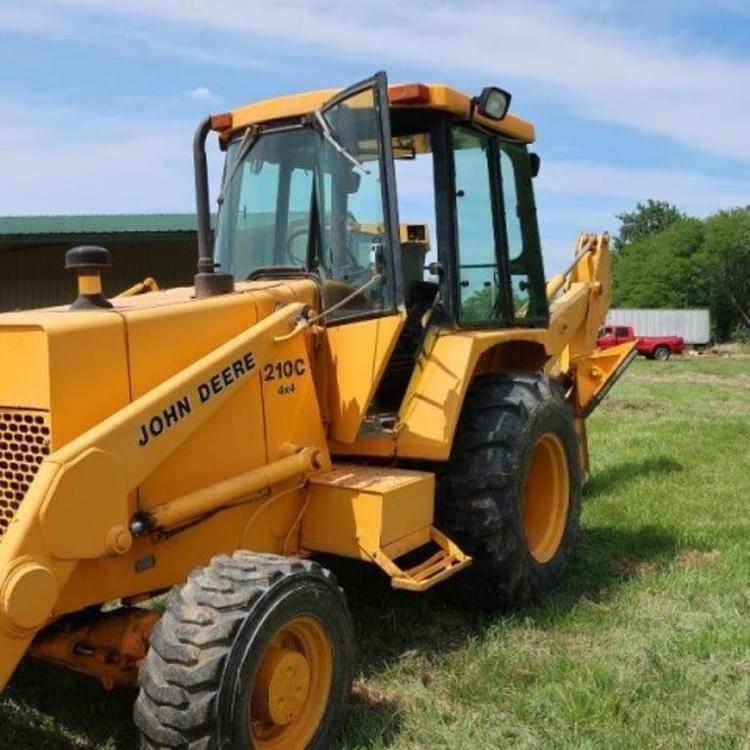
[193,116,234,298]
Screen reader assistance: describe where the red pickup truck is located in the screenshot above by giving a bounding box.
[598,325,684,360]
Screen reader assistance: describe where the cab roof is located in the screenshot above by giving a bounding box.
[220,83,535,143]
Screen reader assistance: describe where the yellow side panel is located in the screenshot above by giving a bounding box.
[259,330,333,539]
[0,314,130,448]
[125,295,259,398]
[396,331,476,459]
[46,317,131,449]
[324,314,405,443]
[261,335,331,467]
[0,328,49,409]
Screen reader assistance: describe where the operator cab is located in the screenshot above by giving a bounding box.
[200,71,549,413]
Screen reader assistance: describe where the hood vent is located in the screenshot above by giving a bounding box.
[0,409,51,537]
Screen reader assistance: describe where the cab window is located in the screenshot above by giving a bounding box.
[498,142,548,323]
[452,126,506,324]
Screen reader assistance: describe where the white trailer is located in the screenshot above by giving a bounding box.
[606,309,710,345]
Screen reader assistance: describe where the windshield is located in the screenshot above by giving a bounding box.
[214,86,393,320]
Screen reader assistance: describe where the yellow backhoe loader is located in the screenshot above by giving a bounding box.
[0,72,634,748]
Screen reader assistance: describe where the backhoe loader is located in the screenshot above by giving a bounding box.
[0,72,634,748]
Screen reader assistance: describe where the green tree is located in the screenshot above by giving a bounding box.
[612,207,750,341]
[461,287,493,322]
[696,208,750,340]
[614,200,685,252]
[613,218,706,308]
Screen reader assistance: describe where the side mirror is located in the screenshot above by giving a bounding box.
[529,152,541,178]
[342,166,361,194]
[474,87,512,121]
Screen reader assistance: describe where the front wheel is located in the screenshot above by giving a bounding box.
[135,553,354,750]
[435,372,582,609]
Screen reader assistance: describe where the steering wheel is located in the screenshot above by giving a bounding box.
[287,225,374,280]
[285,226,309,265]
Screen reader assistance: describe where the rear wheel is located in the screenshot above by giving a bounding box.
[135,552,354,750]
[653,346,670,361]
[435,372,582,608]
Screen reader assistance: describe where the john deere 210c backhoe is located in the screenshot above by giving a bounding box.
[0,72,634,748]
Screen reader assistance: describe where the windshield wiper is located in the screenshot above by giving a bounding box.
[217,125,260,206]
[312,110,370,175]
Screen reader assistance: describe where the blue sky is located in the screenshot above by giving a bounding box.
[1,0,749,272]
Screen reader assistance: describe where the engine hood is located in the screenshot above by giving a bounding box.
[0,279,319,452]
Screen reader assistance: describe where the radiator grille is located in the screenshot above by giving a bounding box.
[0,409,51,537]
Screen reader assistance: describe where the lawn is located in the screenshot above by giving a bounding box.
[2,355,749,749]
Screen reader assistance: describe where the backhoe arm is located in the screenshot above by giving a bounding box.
[545,233,636,416]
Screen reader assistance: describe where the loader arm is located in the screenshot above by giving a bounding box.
[543,233,637,416]
[0,302,318,691]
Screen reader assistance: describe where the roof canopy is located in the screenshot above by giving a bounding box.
[227,83,535,143]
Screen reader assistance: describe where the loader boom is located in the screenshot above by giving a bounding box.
[0,302,326,689]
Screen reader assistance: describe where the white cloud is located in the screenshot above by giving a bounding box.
[21,0,750,162]
[190,86,214,101]
[538,161,748,217]
[0,97,224,215]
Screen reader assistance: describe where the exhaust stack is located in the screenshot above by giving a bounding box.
[193,116,234,299]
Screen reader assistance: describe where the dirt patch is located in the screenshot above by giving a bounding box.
[351,680,401,707]
[676,548,719,567]
[598,398,665,415]
[615,549,719,578]
[615,557,659,577]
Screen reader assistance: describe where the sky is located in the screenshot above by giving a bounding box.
[1,0,749,273]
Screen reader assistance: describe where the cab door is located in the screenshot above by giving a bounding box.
[442,122,548,328]
[317,72,407,443]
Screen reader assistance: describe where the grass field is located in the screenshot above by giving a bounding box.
[2,355,749,749]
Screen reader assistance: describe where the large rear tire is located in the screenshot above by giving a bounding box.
[435,372,582,609]
[135,552,354,750]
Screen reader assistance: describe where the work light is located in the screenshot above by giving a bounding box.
[475,86,512,121]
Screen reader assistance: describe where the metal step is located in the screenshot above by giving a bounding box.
[301,463,471,592]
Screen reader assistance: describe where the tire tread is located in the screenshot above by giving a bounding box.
[135,553,340,749]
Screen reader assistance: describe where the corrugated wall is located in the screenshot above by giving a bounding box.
[607,308,711,344]
[0,237,196,311]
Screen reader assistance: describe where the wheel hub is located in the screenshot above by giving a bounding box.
[523,432,570,563]
[250,617,334,749]
[256,647,311,726]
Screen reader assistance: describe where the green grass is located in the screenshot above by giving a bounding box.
[2,355,749,749]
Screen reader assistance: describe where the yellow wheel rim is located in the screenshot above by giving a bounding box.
[250,616,333,750]
[523,433,570,563]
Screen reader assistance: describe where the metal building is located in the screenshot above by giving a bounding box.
[0,215,204,312]
[606,308,711,345]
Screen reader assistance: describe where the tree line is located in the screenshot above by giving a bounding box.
[612,200,750,341]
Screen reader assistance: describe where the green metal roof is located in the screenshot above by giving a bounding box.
[0,214,212,237]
